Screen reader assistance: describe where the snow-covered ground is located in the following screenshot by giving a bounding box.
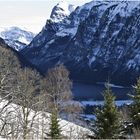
[0,99,92,139]
[80,100,133,121]
[81,100,132,107]
[81,114,96,121]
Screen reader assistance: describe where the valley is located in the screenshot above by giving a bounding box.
[1,0,140,139]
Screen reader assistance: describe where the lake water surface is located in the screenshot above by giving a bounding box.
[72,82,133,101]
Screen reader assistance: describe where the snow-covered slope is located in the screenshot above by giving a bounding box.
[0,99,92,139]
[0,27,35,51]
[22,0,140,85]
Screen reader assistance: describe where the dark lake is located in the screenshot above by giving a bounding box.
[72,82,133,101]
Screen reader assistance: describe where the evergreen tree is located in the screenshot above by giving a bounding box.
[49,112,61,139]
[94,84,121,139]
[129,78,140,129]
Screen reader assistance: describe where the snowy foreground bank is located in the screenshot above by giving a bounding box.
[0,99,92,139]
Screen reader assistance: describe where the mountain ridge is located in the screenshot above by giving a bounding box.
[0,27,35,51]
[22,0,140,85]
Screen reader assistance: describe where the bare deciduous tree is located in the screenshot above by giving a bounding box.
[41,64,83,138]
[0,44,21,138]
[12,68,42,139]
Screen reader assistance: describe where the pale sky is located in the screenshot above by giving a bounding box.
[0,0,91,33]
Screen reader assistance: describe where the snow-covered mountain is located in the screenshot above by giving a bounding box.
[22,0,140,85]
[0,27,35,51]
[50,0,76,22]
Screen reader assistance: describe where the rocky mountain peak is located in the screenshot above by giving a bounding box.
[50,0,76,22]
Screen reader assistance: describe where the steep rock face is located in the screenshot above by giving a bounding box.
[22,1,140,85]
[0,27,35,51]
[50,0,76,22]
